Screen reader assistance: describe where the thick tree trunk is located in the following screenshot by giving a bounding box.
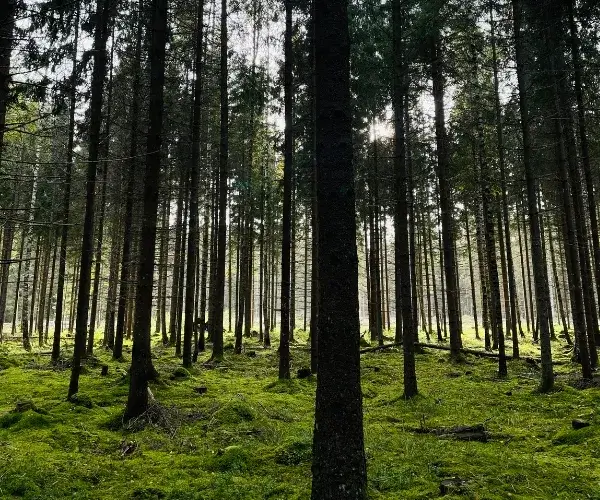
[68,0,114,398]
[512,0,555,389]
[311,0,367,495]
[392,0,417,397]
[183,0,204,368]
[278,0,293,379]
[124,0,167,421]
[431,32,461,356]
[210,0,228,361]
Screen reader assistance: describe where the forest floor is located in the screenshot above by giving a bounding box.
[0,329,599,499]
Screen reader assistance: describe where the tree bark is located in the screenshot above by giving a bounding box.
[311,0,367,496]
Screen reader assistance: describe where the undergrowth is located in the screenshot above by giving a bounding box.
[0,329,598,499]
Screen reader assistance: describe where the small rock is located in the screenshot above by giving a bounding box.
[101,365,109,376]
[297,367,312,379]
[120,440,138,457]
[194,386,208,395]
[572,419,590,430]
[14,401,37,413]
[439,477,467,495]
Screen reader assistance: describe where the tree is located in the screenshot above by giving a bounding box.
[511,0,554,389]
[279,0,293,380]
[391,0,417,398]
[183,0,205,368]
[311,0,367,497]
[124,0,168,421]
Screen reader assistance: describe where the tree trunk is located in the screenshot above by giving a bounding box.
[512,0,555,389]
[278,0,293,379]
[124,0,167,420]
[52,0,79,359]
[431,30,460,356]
[392,0,417,397]
[68,0,114,398]
[210,0,228,362]
[311,0,367,494]
[183,0,204,368]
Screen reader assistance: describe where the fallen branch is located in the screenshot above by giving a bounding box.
[360,341,568,365]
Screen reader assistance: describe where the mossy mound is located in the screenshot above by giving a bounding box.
[171,367,191,380]
[275,439,312,465]
[212,401,256,424]
[0,409,51,430]
[209,445,251,472]
[68,392,94,408]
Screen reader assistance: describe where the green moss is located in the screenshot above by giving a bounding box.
[275,439,312,465]
[0,333,597,499]
[209,445,251,472]
[552,426,596,445]
[68,392,94,408]
[212,401,256,424]
[171,367,191,380]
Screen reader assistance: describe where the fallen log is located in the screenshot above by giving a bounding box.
[360,341,567,365]
[412,423,490,442]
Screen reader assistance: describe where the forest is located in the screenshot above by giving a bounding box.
[0,0,599,497]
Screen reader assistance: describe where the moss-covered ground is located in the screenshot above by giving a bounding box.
[0,329,599,499]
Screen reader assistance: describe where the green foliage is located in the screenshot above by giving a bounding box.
[171,367,191,380]
[275,439,312,465]
[0,335,598,499]
[212,401,256,425]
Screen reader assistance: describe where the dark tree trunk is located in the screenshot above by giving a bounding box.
[183,0,204,368]
[210,0,228,361]
[309,0,318,373]
[278,0,293,379]
[515,204,530,335]
[512,0,555,389]
[124,0,167,421]
[0,0,16,157]
[392,0,416,397]
[68,0,114,398]
[568,0,600,360]
[114,0,143,360]
[311,0,367,496]
[464,211,480,340]
[430,31,461,356]
[490,4,519,354]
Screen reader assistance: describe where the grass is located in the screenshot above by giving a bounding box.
[0,328,598,499]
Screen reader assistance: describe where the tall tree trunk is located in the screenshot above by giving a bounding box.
[431,31,461,356]
[45,228,59,341]
[512,0,555,389]
[465,211,480,340]
[183,0,204,368]
[124,0,167,420]
[392,0,417,397]
[68,0,114,398]
[568,0,600,357]
[309,0,319,373]
[114,0,143,360]
[210,0,228,361]
[490,3,519,355]
[278,0,293,379]
[515,204,530,335]
[311,0,367,495]
[21,162,38,351]
[52,2,80,360]
[0,0,16,157]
